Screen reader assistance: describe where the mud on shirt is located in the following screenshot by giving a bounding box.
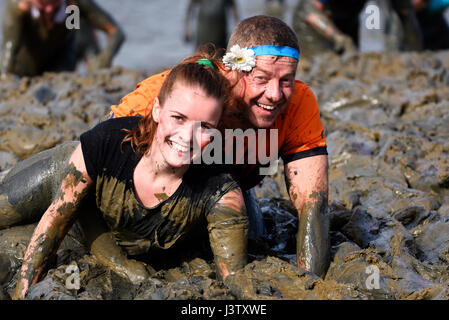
[80,116,244,252]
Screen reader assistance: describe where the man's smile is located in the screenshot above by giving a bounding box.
[256,102,276,111]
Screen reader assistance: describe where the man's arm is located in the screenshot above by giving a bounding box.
[207,187,248,281]
[78,0,125,69]
[284,154,330,278]
[1,0,26,76]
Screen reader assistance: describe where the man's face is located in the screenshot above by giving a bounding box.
[234,55,297,129]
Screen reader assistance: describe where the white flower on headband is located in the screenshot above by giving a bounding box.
[222,45,256,72]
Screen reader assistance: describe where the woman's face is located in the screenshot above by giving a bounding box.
[152,82,223,168]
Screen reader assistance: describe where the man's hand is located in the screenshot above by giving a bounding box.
[284,154,330,278]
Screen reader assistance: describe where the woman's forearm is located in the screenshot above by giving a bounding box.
[13,208,65,299]
[13,147,92,299]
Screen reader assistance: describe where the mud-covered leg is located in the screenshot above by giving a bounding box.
[0,141,78,229]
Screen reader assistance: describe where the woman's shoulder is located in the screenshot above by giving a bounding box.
[80,116,141,158]
[81,116,140,140]
[97,116,142,131]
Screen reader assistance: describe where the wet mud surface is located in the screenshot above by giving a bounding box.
[1,51,449,300]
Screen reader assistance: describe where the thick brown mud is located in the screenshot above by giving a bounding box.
[0,51,448,300]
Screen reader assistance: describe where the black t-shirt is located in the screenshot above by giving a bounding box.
[80,117,240,250]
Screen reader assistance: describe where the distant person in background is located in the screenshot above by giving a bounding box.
[412,0,449,49]
[184,0,239,51]
[293,0,357,59]
[0,0,125,77]
[265,0,286,19]
[293,0,423,59]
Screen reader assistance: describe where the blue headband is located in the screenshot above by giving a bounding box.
[250,45,299,60]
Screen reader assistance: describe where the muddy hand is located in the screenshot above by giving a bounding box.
[122,259,154,284]
[334,34,357,55]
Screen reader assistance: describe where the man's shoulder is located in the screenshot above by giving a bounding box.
[292,79,314,100]
[281,80,317,118]
[138,70,171,88]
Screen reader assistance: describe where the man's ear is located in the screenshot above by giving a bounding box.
[152,97,161,123]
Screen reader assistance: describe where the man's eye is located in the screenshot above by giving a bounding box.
[281,79,294,87]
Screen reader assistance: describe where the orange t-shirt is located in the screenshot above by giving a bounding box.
[109,71,327,187]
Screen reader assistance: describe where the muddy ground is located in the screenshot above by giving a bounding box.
[0,50,448,300]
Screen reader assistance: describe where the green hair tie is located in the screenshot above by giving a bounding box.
[196,58,215,69]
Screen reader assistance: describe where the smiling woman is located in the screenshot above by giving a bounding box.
[0,49,248,300]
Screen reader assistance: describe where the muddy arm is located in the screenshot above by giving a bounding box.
[303,0,356,53]
[284,154,330,278]
[12,144,92,299]
[207,187,248,281]
[392,0,423,51]
[78,209,151,284]
[0,0,25,76]
[78,0,125,68]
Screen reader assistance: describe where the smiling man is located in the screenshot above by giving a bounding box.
[110,15,330,277]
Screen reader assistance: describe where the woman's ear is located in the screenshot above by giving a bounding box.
[225,70,245,100]
[152,97,161,123]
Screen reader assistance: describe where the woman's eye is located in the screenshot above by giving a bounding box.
[172,115,183,122]
[201,123,211,129]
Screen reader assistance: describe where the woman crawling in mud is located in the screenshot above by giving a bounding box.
[0,52,249,300]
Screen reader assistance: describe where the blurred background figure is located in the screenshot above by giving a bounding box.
[293,0,423,59]
[293,0,357,59]
[265,0,285,19]
[412,0,449,49]
[0,0,125,77]
[184,0,239,51]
